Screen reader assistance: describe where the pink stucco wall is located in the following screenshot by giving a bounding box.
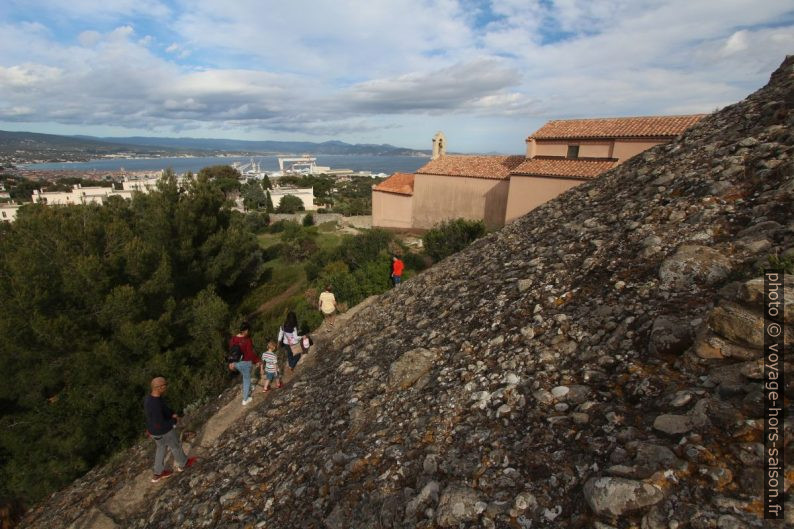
[412,173,509,230]
[611,139,663,162]
[578,143,611,158]
[372,191,413,229]
[529,141,568,157]
[504,175,586,223]
[528,138,664,162]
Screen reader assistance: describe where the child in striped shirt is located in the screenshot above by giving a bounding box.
[260,341,283,392]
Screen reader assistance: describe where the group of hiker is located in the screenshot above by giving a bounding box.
[143,257,405,483]
[143,287,330,482]
[227,311,314,406]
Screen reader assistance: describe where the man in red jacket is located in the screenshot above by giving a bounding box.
[228,322,261,405]
[391,255,404,287]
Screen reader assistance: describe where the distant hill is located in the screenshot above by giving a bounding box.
[0,130,195,164]
[76,135,429,156]
[0,130,157,154]
[0,130,429,164]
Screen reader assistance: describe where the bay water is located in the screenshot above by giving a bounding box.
[23,154,429,175]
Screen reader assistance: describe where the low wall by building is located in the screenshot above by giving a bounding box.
[372,191,413,229]
[270,188,316,211]
[268,213,372,229]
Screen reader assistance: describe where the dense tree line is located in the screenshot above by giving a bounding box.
[0,172,263,505]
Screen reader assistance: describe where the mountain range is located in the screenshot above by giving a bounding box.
[74,135,428,156]
[0,130,428,164]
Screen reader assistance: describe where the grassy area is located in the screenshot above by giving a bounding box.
[315,230,343,251]
[239,222,422,345]
[256,232,283,249]
[240,223,343,319]
[238,254,306,316]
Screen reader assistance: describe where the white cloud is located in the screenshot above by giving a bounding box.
[77,30,102,47]
[0,64,63,88]
[343,60,525,114]
[0,0,792,152]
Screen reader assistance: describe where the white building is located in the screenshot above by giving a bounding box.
[32,184,116,206]
[4,174,209,223]
[0,203,21,223]
[122,176,161,192]
[31,175,191,209]
[270,187,316,210]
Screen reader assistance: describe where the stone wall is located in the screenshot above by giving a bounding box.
[269,212,373,229]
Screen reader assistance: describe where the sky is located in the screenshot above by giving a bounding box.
[0,1,792,153]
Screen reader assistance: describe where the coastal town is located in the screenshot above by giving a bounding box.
[0,155,392,223]
[3,113,707,232]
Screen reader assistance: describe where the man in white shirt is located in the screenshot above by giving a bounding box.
[318,285,337,328]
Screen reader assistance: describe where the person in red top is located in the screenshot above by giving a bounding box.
[391,255,404,287]
[227,322,260,405]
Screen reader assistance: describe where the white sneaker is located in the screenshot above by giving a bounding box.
[242,398,252,405]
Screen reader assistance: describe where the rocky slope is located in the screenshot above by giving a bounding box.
[21,58,793,529]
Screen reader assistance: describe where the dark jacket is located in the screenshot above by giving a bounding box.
[144,394,175,436]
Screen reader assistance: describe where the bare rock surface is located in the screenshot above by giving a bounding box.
[18,57,794,529]
[659,245,733,288]
[583,477,664,517]
[388,347,439,389]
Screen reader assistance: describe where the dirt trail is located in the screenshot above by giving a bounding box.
[248,283,303,318]
[67,294,381,529]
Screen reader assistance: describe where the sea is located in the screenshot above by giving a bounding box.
[22,154,429,176]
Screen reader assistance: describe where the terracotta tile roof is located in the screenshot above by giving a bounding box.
[372,172,415,196]
[416,155,526,180]
[529,114,705,140]
[510,156,617,180]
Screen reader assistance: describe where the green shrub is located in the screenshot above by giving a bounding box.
[304,230,391,279]
[260,243,283,262]
[268,219,299,233]
[321,268,361,306]
[276,194,305,213]
[313,256,392,307]
[281,235,318,262]
[302,213,315,226]
[352,256,392,298]
[293,297,323,333]
[422,218,486,261]
[243,211,270,234]
[337,229,393,270]
[402,252,431,272]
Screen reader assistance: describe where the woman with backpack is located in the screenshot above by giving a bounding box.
[228,322,260,405]
[278,311,302,372]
